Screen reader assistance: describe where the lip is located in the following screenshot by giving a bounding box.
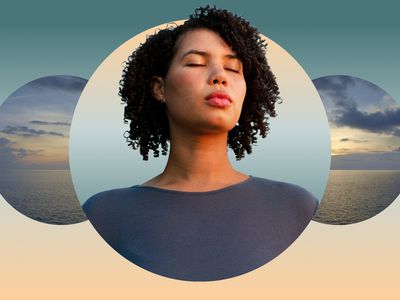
[205,91,232,108]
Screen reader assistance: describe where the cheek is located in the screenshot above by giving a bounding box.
[166,69,199,98]
[234,77,247,104]
[164,71,201,119]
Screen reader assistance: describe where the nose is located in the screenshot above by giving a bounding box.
[208,64,227,86]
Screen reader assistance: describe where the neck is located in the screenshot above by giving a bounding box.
[164,131,234,182]
[145,125,248,190]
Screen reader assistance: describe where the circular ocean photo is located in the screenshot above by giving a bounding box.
[0,75,88,225]
[313,75,400,225]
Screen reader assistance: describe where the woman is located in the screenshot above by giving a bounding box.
[83,6,318,281]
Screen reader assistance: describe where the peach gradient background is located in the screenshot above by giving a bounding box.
[1,193,399,299]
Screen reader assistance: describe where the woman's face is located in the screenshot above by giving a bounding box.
[153,28,247,136]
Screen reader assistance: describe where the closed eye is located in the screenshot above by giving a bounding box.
[186,63,206,67]
[225,67,240,73]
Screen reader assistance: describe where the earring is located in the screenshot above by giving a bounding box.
[160,96,166,103]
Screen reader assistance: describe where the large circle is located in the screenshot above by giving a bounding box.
[69,22,330,280]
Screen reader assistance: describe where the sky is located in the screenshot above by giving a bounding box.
[313,75,400,170]
[0,75,87,170]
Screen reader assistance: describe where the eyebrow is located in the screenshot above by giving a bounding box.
[181,49,240,60]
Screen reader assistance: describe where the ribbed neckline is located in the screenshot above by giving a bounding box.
[132,175,254,195]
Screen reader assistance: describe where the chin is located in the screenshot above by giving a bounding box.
[199,119,237,134]
[206,112,237,126]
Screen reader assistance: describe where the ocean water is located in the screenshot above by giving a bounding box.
[313,170,400,225]
[0,169,87,225]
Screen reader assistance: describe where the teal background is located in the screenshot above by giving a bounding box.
[1,0,399,106]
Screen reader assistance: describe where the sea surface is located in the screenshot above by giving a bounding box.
[0,169,87,224]
[313,170,400,225]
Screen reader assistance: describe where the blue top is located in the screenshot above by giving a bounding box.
[83,176,318,281]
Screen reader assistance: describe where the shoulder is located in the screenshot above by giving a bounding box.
[82,186,149,241]
[82,186,140,219]
[248,176,319,217]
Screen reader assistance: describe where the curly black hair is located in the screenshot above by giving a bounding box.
[120,5,280,160]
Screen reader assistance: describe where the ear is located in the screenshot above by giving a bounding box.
[151,76,166,103]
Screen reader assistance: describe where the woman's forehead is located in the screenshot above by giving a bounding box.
[173,28,237,58]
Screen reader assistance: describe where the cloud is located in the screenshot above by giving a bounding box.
[1,125,64,137]
[36,75,87,93]
[0,137,42,169]
[313,76,356,100]
[12,75,87,97]
[339,138,368,143]
[334,106,400,136]
[29,120,71,126]
[382,94,394,102]
[313,76,358,123]
[0,138,18,168]
[12,147,43,158]
[314,75,400,137]
[1,76,87,123]
[0,137,41,157]
[0,136,65,170]
[0,137,11,146]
